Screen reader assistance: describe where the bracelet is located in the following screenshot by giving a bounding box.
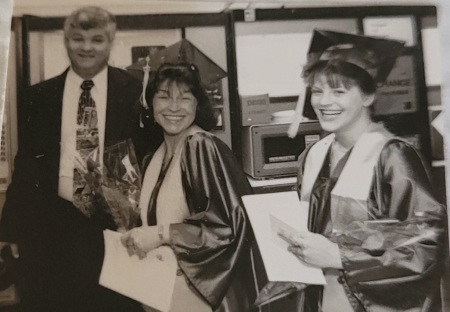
[158,225,164,242]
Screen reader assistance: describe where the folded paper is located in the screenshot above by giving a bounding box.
[99,230,177,312]
[242,191,325,285]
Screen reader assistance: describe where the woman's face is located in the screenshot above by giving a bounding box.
[153,79,198,137]
[310,74,373,136]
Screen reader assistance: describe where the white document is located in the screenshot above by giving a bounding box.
[99,229,178,312]
[431,111,444,137]
[242,191,325,285]
[363,16,416,46]
[421,28,442,86]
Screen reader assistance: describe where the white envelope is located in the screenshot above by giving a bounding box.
[99,229,178,312]
[242,191,325,285]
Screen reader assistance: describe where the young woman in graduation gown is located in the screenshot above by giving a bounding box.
[286,30,447,312]
[121,63,258,312]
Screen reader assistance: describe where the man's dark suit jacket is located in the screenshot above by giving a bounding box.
[0,66,156,312]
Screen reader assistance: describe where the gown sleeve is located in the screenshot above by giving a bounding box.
[168,132,254,309]
[333,140,447,309]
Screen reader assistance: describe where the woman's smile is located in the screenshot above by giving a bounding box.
[163,114,185,122]
[319,109,343,116]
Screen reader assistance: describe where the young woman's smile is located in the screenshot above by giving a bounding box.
[319,109,343,117]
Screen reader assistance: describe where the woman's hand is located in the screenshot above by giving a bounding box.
[121,227,163,259]
[283,231,343,269]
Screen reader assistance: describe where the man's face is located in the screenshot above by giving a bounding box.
[65,27,113,79]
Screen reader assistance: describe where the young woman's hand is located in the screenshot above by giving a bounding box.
[283,231,343,269]
[121,227,163,259]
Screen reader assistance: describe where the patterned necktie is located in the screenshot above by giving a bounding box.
[73,80,100,216]
[77,80,95,125]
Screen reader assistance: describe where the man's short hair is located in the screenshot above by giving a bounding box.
[64,6,117,41]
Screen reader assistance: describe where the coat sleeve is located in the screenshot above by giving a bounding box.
[0,86,40,243]
[168,133,253,310]
[334,140,447,309]
[0,149,36,242]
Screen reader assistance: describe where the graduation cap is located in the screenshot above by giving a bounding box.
[126,46,165,80]
[305,29,405,83]
[127,38,227,110]
[287,30,405,138]
[153,39,227,85]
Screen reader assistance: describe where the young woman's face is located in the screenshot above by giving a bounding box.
[153,80,198,137]
[310,74,373,136]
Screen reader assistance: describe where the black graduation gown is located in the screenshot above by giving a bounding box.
[143,131,258,311]
[297,139,447,312]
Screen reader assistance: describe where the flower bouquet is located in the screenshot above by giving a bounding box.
[77,139,142,230]
[97,139,142,230]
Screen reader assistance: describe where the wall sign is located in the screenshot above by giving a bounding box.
[374,55,417,116]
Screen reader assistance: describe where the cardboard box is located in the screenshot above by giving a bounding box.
[240,94,271,126]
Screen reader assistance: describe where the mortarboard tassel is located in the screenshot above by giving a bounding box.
[140,56,152,128]
[287,80,307,139]
[141,56,151,110]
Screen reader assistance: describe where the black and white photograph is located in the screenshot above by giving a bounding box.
[0,0,449,311]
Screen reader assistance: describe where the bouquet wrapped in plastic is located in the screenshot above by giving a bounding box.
[79,139,142,230]
[254,281,306,307]
[333,212,444,252]
[99,139,142,230]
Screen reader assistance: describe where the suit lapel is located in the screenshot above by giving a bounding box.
[105,66,132,147]
[32,70,68,194]
[49,71,68,146]
[39,67,138,195]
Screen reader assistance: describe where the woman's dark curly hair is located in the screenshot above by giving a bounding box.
[144,62,218,131]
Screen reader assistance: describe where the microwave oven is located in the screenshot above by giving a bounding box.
[241,121,323,179]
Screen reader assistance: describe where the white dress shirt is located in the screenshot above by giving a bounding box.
[58,67,108,201]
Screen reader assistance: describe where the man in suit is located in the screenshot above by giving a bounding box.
[0,6,156,311]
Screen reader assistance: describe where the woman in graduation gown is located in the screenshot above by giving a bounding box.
[121,63,258,312]
[286,30,447,312]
